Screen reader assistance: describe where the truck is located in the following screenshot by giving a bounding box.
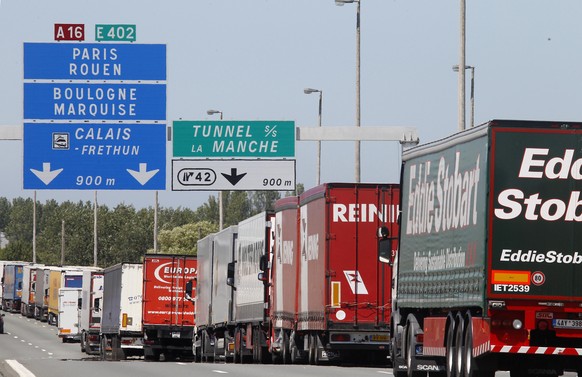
[228,212,275,364]
[193,226,237,362]
[0,261,7,310]
[57,287,82,342]
[142,254,197,361]
[269,197,299,364]
[47,267,83,325]
[291,183,399,365]
[389,120,582,377]
[79,269,104,354]
[2,263,24,313]
[100,263,144,361]
[21,264,43,317]
[34,267,51,321]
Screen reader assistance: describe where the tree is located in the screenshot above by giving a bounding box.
[285,183,305,197]
[249,191,281,213]
[0,197,11,232]
[157,221,217,255]
[223,191,251,227]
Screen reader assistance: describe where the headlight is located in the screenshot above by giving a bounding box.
[512,319,523,330]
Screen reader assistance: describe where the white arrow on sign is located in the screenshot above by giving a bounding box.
[127,163,159,186]
[30,162,63,185]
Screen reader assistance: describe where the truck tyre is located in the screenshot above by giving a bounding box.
[80,331,86,353]
[312,333,321,365]
[308,333,316,365]
[100,336,109,361]
[233,328,241,364]
[282,330,290,364]
[446,318,456,377]
[454,315,465,377]
[406,321,423,377]
[290,332,301,365]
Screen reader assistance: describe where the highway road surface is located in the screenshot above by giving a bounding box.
[0,312,391,377]
[0,312,578,377]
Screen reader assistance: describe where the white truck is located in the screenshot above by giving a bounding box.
[79,269,104,355]
[21,264,43,317]
[100,263,144,361]
[57,287,82,342]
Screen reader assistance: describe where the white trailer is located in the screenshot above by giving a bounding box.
[21,264,43,317]
[57,287,82,342]
[100,263,143,361]
[79,269,104,354]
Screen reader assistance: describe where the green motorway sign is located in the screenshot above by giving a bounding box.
[95,24,136,42]
[172,120,295,158]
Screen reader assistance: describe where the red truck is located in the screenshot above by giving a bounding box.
[273,183,400,365]
[142,254,197,361]
[390,120,582,377]
[269,196,299,363]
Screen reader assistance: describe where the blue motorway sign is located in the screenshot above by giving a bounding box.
[24,123,166,190]
[24,83,166,121]
[24,43,166,80]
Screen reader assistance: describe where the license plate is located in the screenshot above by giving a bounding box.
[171,332,181,338]
[553,319,582,329]
[371,334,389,342]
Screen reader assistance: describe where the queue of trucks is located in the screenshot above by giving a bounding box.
[191,183,400,365]
[0,255,197,361]
[2,120,582,375]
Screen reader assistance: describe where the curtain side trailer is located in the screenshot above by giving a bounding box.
[391,120,582,377]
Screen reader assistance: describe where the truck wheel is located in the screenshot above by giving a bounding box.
[282,330,290,364]
[312,334,321,365]
[290,333,300,365]
[308,333,316,365]
[80,332,86,353]
[454,316,465,377]
[100,336,109,361]
[446,319,456,377]
[233,328,241,364]
[406,322,423,377]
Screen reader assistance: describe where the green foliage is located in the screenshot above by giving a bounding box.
[0,183,304,266]
[157,221,217,255]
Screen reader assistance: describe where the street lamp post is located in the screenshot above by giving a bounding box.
[304,88,323,186]
[453,65,475,129]
[458,0,466,131]
[336,0,361,183]
[207,109,224,230]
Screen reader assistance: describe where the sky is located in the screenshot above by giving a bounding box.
[1,0,582,210]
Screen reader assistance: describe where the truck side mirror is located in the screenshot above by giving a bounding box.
[78,297,82,310]
[257,272,268,282]
[379,239,392,265]
[259,254,269,272]
[377,226,393,265]
[227,261,236,290]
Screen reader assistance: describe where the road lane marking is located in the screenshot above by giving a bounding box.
[6,360,36,377]
[212,370,228,374]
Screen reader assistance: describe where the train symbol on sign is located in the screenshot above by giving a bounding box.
[178,168,217,186]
